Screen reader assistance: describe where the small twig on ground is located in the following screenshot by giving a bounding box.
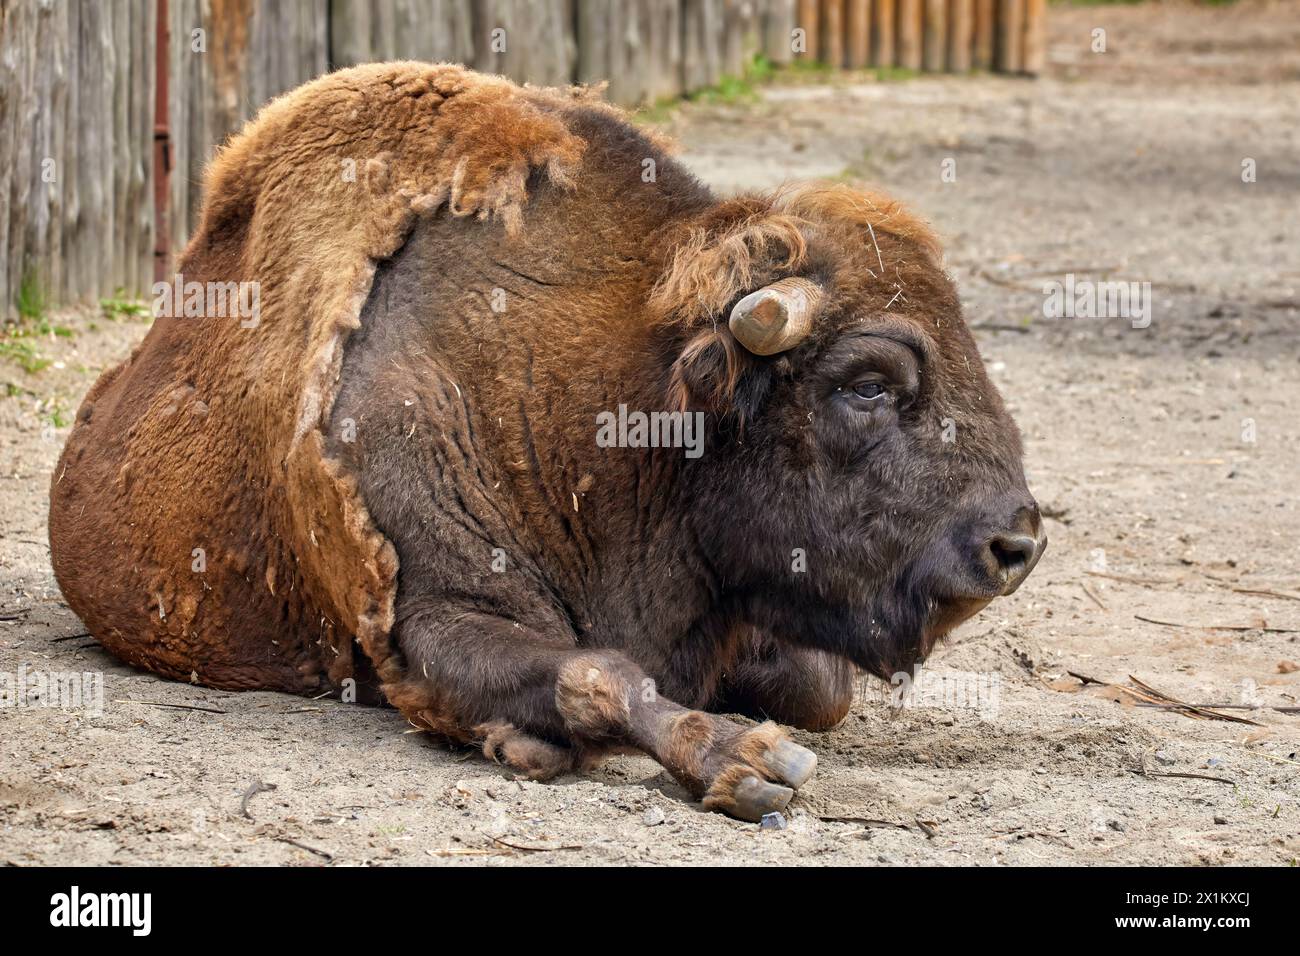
[114,698,226,714]
[1063,672,1261,726]
[50,632,92,643]
[1231,587,1300,602]
[1135,703,1299,716]
[240,780,278,820]
[1066,670,1107,687]
[273,836,332,860]
[1130,768,1236,786]
[1127,675,1262,726]
[489,835,584,853]
[428,847,507,857]
[818,815,910,830]
[1081,582,1108,611]
[1135,614,1298,634]
[970,322,1032,334]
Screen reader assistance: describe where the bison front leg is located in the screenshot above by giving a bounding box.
[391,616,817,820]
[555,652,818,821]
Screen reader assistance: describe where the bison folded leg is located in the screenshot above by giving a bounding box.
[554,652,818,822]
[390,615,816,821]
[710,634,856,732]
[472,720,577,782]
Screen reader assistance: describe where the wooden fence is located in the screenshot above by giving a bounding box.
[1,0,1046,318]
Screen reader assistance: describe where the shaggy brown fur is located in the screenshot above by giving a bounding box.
[49,63,589,697]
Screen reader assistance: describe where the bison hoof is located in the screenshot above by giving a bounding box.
[700,723,818,822]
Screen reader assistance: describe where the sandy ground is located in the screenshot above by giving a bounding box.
[2,1,1299,866]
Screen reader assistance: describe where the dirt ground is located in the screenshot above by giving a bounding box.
[3,1,1298,866]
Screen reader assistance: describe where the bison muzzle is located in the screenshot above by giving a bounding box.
[48,63,1044,821]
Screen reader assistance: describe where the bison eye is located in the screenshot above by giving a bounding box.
[850,381,887,402]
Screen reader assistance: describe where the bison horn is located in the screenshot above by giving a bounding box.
[727,277,822,356]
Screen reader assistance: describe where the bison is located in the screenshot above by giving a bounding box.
[49,63,1044,821]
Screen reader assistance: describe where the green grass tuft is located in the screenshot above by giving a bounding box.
[0,338,53,375]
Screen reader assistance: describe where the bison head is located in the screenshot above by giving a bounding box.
[661,185,1045,681]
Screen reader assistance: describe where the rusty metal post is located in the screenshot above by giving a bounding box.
[153,0,171,283]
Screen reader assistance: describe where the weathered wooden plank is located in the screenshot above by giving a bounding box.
[0,0,34,313]
[79,1,113,304]
[329,0,372,69]
[722,0,763,79]
[947,0,972,73]
[873,0,895,68]
[131,0,156,296]
[682,0,725,93]
[25,0,69,303]
[113,1,130,293]
[820,0,843,68]
[647,0,684,101]
[846,0,871,69]
[1022,0,1046,75]
[996,0,1023,73]
[795,0,818,62]
[762,0,797,66]
[922,0,945,72]
[896,0,922,71]
[578,0,652,105]
[972,0,993,69]
[61,0,82,302]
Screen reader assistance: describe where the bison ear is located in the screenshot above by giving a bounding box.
[667,328,770,423]
[665,277,819,420]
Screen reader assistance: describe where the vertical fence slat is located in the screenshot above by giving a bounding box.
[113,2,130,295]
[133,0,156,294]
[948,0,972,73]
[721,0,762,78]
[1022,0,1045,75]
[873,0,894,68]
[819,0,842,68]
[762,0,796,66]
[972,0,993,69]
[0,0,16,314]
[846,0,870,70]
[996,0,1022,73]
[795,0,818,63]
[682,0,724,93]
[922,0,944,73]
[896,0,921,71]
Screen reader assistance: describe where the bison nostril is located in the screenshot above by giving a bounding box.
[987,532,1042,593]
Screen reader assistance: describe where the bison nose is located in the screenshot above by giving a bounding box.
[984,509,1046,595]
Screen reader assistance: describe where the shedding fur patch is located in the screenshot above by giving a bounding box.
[650,201,808,324]
[649,183,939,330]
[662,710,717,783]
[555,655,633,738]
